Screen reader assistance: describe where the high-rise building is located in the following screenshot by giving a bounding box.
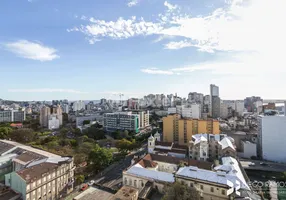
[210,84,220,118]
[72,100,85,111]
[40,106,51,128]
[40,105,62,128]
[257,115,286,162]
[163,114,220,145]
[103,112,139,133]
[132,110,150,129]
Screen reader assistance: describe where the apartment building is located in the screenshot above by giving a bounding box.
[257,115,286,162]
[162,114,220,145]
[189,134,236,161]
[104,112,139,133]
[210,84,220,118]
[168,105,201,119]
[131,110,150,129]
[40,105,63,129]
[0,110,26,123]
[0,140,75,200]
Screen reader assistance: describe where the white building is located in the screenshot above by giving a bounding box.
[235,100,245,116]
[168,104,201,119]
[257,115,286,162]
[72,100,85,111]
[62,104,69,113]
[239,141,257,159]
[48,114,60,130]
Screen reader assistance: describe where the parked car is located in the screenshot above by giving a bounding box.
[81,184,89,191]
[88,180,95,186]
[260,162,268,166]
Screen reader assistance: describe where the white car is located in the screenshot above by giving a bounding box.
[88,180,95,186]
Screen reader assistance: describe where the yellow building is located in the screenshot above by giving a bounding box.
[163,114,220,145]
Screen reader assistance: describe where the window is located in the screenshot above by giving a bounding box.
[124,178,127,185]
[210,187,214,192]
[190,183,194,187]
[134,180,137,187]
[33,191,35,195]
[222,189,226,195]
[200,185,204,190]
[27,184,30,191]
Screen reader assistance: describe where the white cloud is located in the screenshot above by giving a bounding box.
[68,16,162,42]
[141,68,174,75]
[4,40,59,61]
[127,0,139,7]
[164,1,178,10]
[8,89,87,94]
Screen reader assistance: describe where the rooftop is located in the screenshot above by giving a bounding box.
[17,162,58,183]
[110,186,139,200]
[0,140,60,158]
[0,141,15,155]
[126,164,175,183]
[176,157,250,190]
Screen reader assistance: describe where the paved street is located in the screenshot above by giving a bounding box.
[94,148,147,190]
[240,158,286,172]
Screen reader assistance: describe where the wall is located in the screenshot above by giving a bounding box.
[163,115,177,142]
[5,172,26,199]
[177,177,229,200]
[239,141,257,159]
[260,116,286,162]
[212,121,220,134]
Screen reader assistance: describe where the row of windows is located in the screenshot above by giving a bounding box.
[183,181,226,195]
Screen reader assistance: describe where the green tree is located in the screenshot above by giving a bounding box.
[120,130,129,138]
[73,128,82,137]
[162,182,200,200]
[74,153,87,165]
[9,128,35,143]
[88,144,113,172]
[116,139,137,153]
[0,127,12,139]
[78,142,95,155]
[111,130,121,139]
[85,127,105,140]
[62,113,69,124]
[83,120,90,125]
[75,175,85,185]
[59,128,68,138]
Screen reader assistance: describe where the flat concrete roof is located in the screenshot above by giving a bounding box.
[73,187,113,200]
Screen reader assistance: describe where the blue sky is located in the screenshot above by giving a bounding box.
[1,0,285,101]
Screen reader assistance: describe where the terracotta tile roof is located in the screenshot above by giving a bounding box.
[155,141,173,147]
[137,159,158,168]
[17,162,58,183]
[188,159,213,170]
[154,148,187,154]
[172,143,188,150]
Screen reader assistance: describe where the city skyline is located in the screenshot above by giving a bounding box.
[1,0,285,101]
